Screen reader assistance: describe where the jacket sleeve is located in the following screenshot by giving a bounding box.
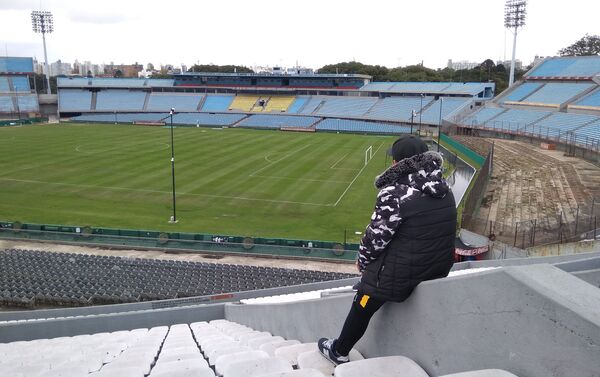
[357,185,403,272]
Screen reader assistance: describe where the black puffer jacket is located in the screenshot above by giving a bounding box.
[356,151,456,302]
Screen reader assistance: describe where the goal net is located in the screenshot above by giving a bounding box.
[364,145,373,166]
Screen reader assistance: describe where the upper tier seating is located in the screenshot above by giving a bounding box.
[315,97,378,117]
[146,79,175,87]
[515,83,594,106]
[229,95,259,111]
[287,97,308,113]
[527,56,600,78]
[573,120,600,144]
[366,97,433,122]
[202,95,234,112]
[59,89,92,111]
[0,249,354,308]
[147,93,203,111]
[96,90,146,111]
[16,94,39,112]
[0,57,33,73]
[238,115,321,129]
[419,98,469,124]
[316,118,411,134]
[500,82,542,103]
[0,95,14,112]
[173,113,246,126]
[263,96,295,112]
[571,88,600,109]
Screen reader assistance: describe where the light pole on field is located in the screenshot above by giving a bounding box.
[31,11,54,95]
[15,86,21,123]
[504,0,527,87]
[168,108,178,224]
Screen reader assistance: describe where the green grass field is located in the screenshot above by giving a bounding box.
[0,124,397,243]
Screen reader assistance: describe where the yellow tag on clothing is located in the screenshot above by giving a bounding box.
[359,294,370,308]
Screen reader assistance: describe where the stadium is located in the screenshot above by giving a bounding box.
[1,6,600,377]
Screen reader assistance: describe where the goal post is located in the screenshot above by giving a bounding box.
[364,145,373,166]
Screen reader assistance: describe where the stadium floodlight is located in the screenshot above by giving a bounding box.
[504,0,527,87]
[168,108,178,224]
[31,11,54,95]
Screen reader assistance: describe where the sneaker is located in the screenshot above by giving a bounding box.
[318,337,349,365]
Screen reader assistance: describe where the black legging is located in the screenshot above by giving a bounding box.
[335,291,385,356]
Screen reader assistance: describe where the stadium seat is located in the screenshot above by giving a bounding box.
[259,339,301,356]
[297,349,363,376]
[221,356,293,377]
[332,356,428,377]
[439,370,519,377]
[215,350,270,376]
[274,343,318,366]
[208,345,252,365]
[258,370,328,377]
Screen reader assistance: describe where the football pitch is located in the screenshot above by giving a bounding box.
[0,124,397,243]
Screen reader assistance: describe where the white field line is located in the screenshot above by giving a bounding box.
[249,143,313,177]
[0,177,332,207]
[251,174,349,184]
[330,153,349,169]
[332,142,385,207]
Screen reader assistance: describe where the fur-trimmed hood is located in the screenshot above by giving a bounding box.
[375,151,449,198]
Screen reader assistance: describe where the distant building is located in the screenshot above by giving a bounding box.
[104,63,143,77]
[49,60,72,76]
[447,59,480,70]
[496,59,523,70]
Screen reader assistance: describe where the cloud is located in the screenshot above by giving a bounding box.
[0,0,42,10]
[66,9,137,24]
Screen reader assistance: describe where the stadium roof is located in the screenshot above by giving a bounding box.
[176,72,372,79]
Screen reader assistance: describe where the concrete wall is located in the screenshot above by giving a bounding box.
[225,265,600,377]
[528,239,600,257]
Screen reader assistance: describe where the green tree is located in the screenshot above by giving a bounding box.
[317,62,389,81]
[558,34,600,56]
[113,69,123,78]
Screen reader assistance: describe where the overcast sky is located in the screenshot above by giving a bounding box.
[0,0,598,70]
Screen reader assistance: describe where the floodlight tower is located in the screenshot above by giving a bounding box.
[31,11,54,94]
[504,0,527,87]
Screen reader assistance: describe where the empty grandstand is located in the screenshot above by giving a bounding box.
[455,56,600,150]
[0,57,38,117]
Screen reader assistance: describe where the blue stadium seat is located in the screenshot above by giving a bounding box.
[315,97,378,117]
[201,95,234,112]
[420,98,469,125]
[173,113,246,126]
[59,90,93,111]
[366,97,433,122]
[572,88,600,108]
[16,94,39,112]
[0,95,14,112]
[96,90,146,111]
[528,56,600,78]
[73,113,166,123]
[238,114,320,129]
[0,77,9,92]
[287,97,308,113]
[501,82,542,103]
[0,57,34,73]
[520,83,594,106]
[528,112,599,140]
[146,79,175,87]
[57,77,91,87]
[484,109,552,131]
[316,118,411,134]
[147,94,203,111]
[297,96,325,115]
[11,76,30,92]
[462,108,506,126]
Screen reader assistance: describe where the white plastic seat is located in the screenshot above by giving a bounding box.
[439,370,519,377]
[297,349,363,376]
[333,356,428,377]
[274,343,317,366]
[208,345,252,365]
[248,336,284,349]
[151,367,215,377]
[157,352,206,364]
[215,350,270,376]
[238,332,272,344]
[93,366,146,377]
[257,369,328,377]
[259,340,301,356]
[197,334,230,348]
[150,358,211,376]
[39,365,91,377]
[160,345,200,358]
[222,356,293,377]
[203,340,241,355]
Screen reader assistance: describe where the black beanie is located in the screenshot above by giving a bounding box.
[391,135,429,162]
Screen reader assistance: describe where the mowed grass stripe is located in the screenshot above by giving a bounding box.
[0,125,398,241]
